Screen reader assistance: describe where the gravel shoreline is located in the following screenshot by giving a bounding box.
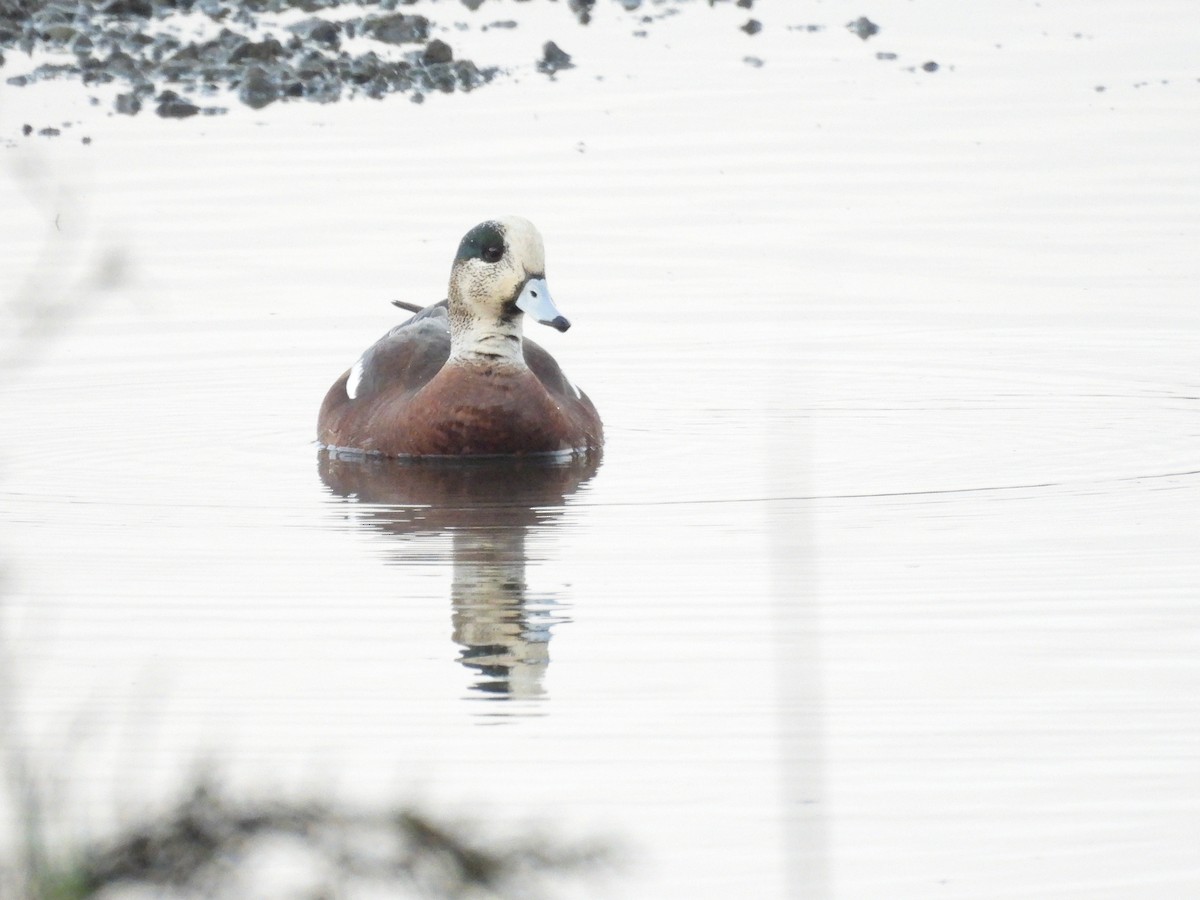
[0,2,917,132]
[0,0,645,125]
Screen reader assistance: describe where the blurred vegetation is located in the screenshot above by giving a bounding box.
[7,775,612,899]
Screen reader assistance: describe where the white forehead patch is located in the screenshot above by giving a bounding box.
[496,215,546,272]
[346,356,365,400]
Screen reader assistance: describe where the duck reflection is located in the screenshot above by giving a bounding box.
[318,451,601,703]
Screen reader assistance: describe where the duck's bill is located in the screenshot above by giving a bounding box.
[516,277,570,332]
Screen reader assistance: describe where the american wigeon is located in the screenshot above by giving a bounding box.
[317,217,603,457]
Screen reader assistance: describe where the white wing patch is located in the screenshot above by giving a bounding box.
[346,356,366,400]
[566,374,582,399]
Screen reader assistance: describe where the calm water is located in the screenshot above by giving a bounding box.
[2,2,1198,897]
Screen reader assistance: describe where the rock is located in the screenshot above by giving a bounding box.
[741,19,761,35]
[115,91,142,114]
[422,38,452,65]
[537,40,573,76]
[340,50,413,96]
[151,34,182,60]
[238,65,278,108]
[288,17,340,47]
[295,50,335,78]
[104,50,144,82]
[124,29,155,49]
[41,24,80,44]
[342,50,380,84]
[166,41,202,64]
[196,0,226,19]
[421,61,458,93]
[215,27,249,55]
[454,59,492,92]
[100,0,154,16]
[363,13,429,45]
[229,37,286,63]
[568,0,593,25]
[156,90,200,117]
[300,72,341,102]
[13,63,83,85]
[847,16,879,40]
[921,60,939,72]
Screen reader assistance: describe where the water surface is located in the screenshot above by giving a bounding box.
[2,2,1198,897]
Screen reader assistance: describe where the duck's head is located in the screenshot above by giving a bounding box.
[447,218,570,358]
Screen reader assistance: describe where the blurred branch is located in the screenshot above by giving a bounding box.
[57,776,613,899]
[0,154,126,379]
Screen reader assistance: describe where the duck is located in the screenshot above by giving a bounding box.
[317,216,603,458]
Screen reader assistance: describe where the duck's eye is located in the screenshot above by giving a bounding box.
[481,244,504,263]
